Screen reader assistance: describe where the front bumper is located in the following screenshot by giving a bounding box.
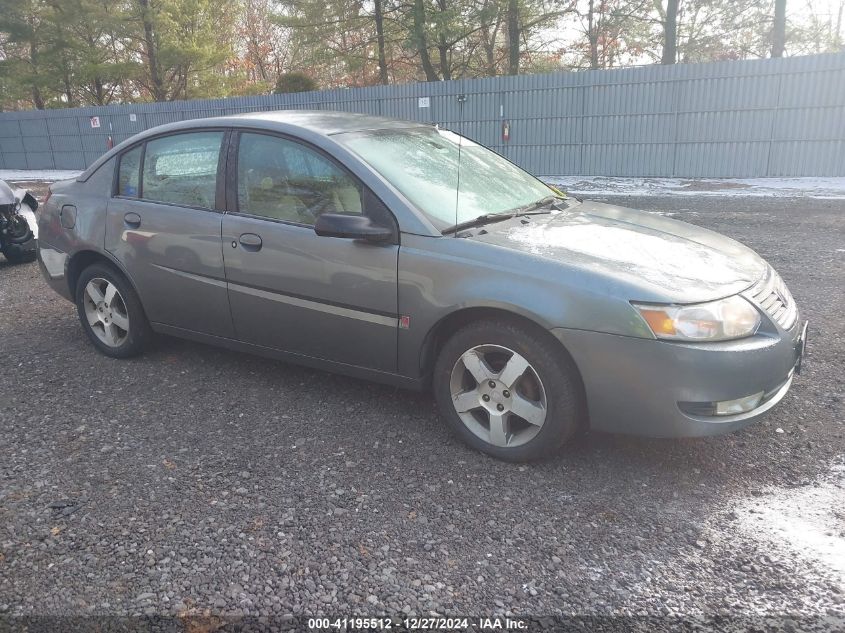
[552,319,805,438]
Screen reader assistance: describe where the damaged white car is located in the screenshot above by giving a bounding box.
[0,179,38,264]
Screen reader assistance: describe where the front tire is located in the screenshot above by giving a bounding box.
[433,319,584,462]
[75,263,151,358]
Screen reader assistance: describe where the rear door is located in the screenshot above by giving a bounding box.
[221,130,399,372]
[105,130,234,338]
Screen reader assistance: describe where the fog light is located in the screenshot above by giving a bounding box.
[679,391,765,417]
[715,391,764,416]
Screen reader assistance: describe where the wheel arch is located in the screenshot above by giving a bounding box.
[420,306,582,384]
[420,305,590,433]
[66,249,141,302]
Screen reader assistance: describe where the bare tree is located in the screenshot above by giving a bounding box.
[241,0,294,86]
[506,0,576,75]
[772,0,786,56]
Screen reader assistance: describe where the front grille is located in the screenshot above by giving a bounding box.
[745,266,797,330]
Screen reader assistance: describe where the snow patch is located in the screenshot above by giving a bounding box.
[733,459,845,583]
[547,176,845,199]
[0,169,82,182]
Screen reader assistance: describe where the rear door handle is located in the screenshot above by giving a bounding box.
[124,212,141,228]
[238,233,262,251]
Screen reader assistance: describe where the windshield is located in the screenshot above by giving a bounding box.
[337,127,556,228]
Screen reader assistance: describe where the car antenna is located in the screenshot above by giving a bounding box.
[454,94,467,237]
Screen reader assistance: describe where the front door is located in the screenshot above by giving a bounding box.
[105,130,233,338]
[221,131,398,372]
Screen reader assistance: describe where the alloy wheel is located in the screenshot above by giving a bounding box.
[82,278,130,348]
[449,344,547,448]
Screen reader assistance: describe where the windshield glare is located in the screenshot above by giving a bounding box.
[338,127,555,228]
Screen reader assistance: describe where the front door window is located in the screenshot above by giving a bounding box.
[236,132,362,224]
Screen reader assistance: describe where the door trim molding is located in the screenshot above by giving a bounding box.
[228,279,398,328]
[151,262,398,327]
[150,263,228,288]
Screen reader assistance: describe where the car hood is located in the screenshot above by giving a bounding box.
[466,200,767,303]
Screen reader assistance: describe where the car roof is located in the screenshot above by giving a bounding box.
[230,110,427,135]
[78,110,428,181]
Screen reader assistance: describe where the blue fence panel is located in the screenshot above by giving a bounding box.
[0,52,843,177]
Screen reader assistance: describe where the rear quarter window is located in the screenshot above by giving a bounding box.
[117,145,142,197]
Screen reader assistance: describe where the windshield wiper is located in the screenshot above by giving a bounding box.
[441,195,569,235]
[442,212,516,235]
[514,195,566,216]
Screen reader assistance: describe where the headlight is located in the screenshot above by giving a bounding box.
[633,295,761,342]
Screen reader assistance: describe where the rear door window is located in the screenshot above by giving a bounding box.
[141,132,224,209]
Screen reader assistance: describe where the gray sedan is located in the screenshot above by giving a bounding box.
[37,111,807,461]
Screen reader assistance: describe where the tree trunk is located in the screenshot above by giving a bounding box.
[28,41,45,110]
[481,21,498,74]
[62,68,75,108]
[138,0,166,100]
[94,77,106,106]
[438,41,451,79]
[31,86,45,110]
[661,0,679,65]
[482,27,495,73]
[412,0,439,81]
[587,0,599,69]
[373,0,389,84]
[771,0,786,57]
[436,0,451,79]
[506,0,519,75]
[253,39,269,82]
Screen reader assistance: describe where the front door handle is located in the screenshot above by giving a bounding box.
[238,233,262,251]
[124,212,141,228]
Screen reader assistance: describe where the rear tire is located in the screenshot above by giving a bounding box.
[75,263,151,358]
[433,319,583,462]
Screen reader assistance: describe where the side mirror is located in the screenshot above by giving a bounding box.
[314,213,394,243]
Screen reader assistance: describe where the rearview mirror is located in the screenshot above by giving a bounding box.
[314,213,394,243]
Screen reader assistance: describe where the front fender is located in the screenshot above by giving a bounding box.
[397,233,645,379]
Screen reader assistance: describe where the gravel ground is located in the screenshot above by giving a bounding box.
[0,185,843,630]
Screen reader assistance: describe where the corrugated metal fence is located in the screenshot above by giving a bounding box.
[1,52,844,177]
